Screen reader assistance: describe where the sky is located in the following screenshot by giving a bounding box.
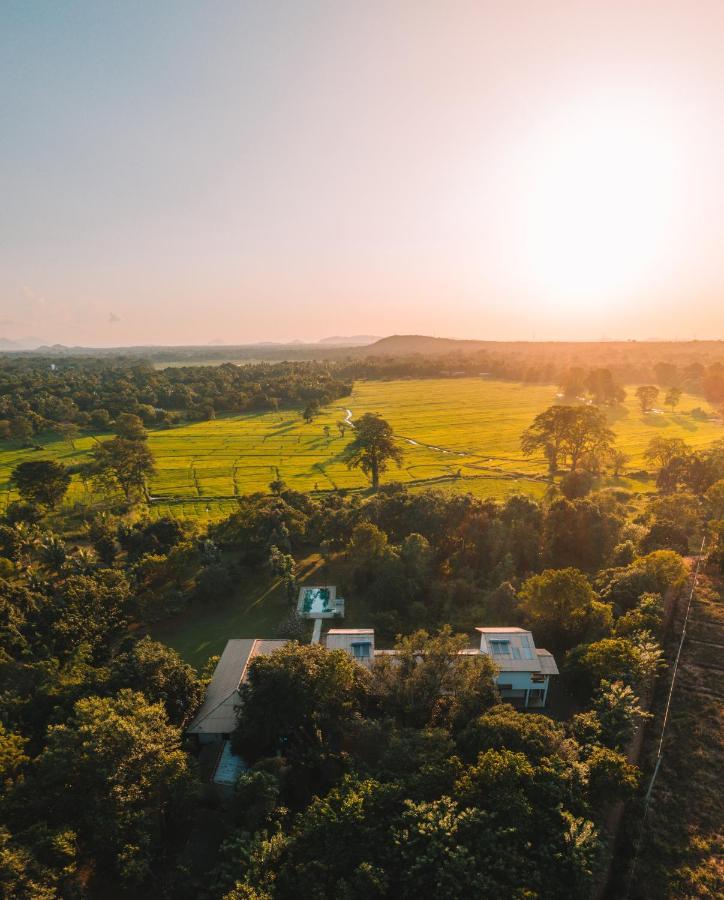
[2,0,724,346]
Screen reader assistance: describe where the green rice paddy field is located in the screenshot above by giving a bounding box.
[1,378,721,521]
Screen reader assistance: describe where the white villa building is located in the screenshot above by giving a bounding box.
[475,627,558,708]
[188,621,558,794]
[324,625,558,708]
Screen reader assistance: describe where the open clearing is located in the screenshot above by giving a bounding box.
[0,378,720,521]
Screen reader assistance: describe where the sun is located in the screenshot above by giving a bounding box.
[512,98,686,309]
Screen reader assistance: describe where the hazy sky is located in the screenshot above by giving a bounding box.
[2,1,724,346]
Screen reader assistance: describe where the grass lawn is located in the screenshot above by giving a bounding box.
[147,551,374,670]
[0,378,720,522]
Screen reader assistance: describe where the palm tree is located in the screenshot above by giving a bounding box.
[38,534,68,572]
[67,547,97,576]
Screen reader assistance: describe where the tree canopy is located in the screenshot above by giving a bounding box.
[344,413,404,489]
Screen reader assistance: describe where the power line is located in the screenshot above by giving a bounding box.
[624,536,707,898]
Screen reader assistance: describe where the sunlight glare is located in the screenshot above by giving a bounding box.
[513,100,686,308]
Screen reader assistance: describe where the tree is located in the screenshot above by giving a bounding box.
[614,592,664,638]
[608,449,630,477]
[9,416,33,445]
[37,534,67,572]
[632,550,687,595]
[543,498,623,572]
[635,385,660,413]
[372,626,497,730]
[56,421,80,449]
[0,722,28,783]
[593,679,651,749]
[560,470,594,499]
[268,544,297,604]
[27,690,193,888]
[664,387,682,413]
[644,436,690,470]
[194,562,233,603]
[585,745,639,807]
[109,636,203,726]
[518,567,612,648]
[563,406,615,471]
[584,369,626,406]
[521,406,614,472]
[50,572,129,659]
[11,460,70,509]
[521,405,575,472]
[570,637,663,694]
[302,400,320,423]
[705,478,724,520]
[233,642,369,763]
[114,412,148,441]
[90,437,156,501]
[344,413,403,490]
[559,367,587,399]
[458,703,568,764]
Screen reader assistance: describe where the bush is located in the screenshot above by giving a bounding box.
[560,470,594,499]
[194,563,233,604]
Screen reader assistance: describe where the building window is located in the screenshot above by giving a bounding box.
[520,634,534,660]
[498,683,513,691]
[489,639,511,658]
[351,642,371,659]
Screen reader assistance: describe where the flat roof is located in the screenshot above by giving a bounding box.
[327,628,374,634]
[475,627,530,634]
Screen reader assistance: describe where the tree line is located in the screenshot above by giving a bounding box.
[1,348,723,448]
[0,357,352,443]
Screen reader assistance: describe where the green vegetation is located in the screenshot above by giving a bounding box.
[1,353,723,898]
[0,377,720,521]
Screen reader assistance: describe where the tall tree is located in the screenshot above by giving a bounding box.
[584,369,625,405]
[644,436,690,470]
[56,421,80,449]
[90,437,156,501]
[521,405,575,472]
[114,413,148,441]
[233,642,368,762]
[518,567,612,648]
[344,413,403,489]
[26,690,193,888]
[11,460,70,509]
[521,406,614,472]
[664,387,682,413]
[563,406,615,471]
[635,385,660,413]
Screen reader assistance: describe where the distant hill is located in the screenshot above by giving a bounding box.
[317,335,380,346]
[357,335,489,356]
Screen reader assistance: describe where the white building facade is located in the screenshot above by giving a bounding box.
[476,627,559,708]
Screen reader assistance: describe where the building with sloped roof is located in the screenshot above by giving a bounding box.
[475,627,559,707]
[323,625,558,708]
[187,638,288,742]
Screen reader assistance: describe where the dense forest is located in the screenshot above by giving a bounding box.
[1,438,722,895]
[0,359,352,438]
[0,354,722,897]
